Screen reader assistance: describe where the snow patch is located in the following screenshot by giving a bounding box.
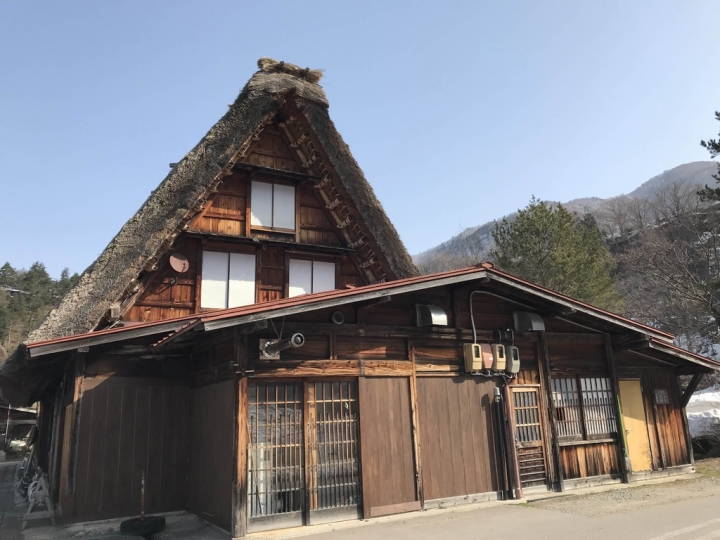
[687,385,720,440]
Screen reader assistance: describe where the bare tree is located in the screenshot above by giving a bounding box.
[619,182,720,355]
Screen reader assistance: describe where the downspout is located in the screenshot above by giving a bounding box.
[493,387,508,500]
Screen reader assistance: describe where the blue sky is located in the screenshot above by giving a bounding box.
[1,1,719,277]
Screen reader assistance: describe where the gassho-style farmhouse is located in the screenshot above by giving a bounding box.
[1,58,717,538]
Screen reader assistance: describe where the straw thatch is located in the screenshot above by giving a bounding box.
[0,58,418,405]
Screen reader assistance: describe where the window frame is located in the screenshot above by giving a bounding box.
[551,374,618,443]
[199,247,258,310]
[249,178,296,233]
[285,254,338,297]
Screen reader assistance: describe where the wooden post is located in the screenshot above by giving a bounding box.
[408,340,424,507]
[538,332,564,491]
[232,376,248,538]
[48,374,66,503]
[232,326,249,538]
[604,333,630,484]
[67,354,85,494]
[677,374,699,467]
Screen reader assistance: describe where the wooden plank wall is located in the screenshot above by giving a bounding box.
[125,237,199,323]
[614,352,691,471]
[416,377,500,501]
[560,442,619,479]
[191,173,248,236]
[358,377,418,518]
[187,380,235,531]
[64,377,189,520]
[642,372,689,469]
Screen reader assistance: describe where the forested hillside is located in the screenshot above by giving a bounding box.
[0,263,79,354]
[414,159,720,361]
[415,161,717,273]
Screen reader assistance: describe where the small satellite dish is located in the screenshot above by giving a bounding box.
[169,253,190,273]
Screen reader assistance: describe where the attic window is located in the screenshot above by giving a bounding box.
[201,251,256,308]
[250,180,295,231]
[288,259,335,297]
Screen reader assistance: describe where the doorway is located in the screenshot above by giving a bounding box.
[247,381,361,533]
[618,379,653,472]
[511,386,549,489]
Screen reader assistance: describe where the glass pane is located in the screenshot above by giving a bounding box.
[228,253,256,307]
[312,261,336,294]
[288,259,312,297]
[250,180,273,227]
[200,251,228,308]
[272,183,295,230]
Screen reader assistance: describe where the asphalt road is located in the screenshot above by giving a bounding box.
[288,493,720,540]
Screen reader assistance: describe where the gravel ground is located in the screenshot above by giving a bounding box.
[529,458,720,517]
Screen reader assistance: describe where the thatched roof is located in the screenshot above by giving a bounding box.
[0,58,418,405]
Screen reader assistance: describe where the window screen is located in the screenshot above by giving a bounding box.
[201,251,256,308]
[551,378,583,440]
[250,180,295,230]
[289,259,336,297]
[551,376,617,441]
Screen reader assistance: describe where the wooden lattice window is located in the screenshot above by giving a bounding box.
[551,376,617,441]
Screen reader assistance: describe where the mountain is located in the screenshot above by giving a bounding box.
[414,161,718,273]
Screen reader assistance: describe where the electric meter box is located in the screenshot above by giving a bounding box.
[506,345,520,374]
[463,343,493,372]
[491,343,506,371]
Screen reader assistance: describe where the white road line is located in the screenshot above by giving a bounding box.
[647,519,720,540]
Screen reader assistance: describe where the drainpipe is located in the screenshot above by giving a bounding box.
[494,387,509,500]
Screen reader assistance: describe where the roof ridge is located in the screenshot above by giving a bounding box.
[257,57,323,83]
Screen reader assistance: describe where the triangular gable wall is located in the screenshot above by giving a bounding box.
[22,61,417,345]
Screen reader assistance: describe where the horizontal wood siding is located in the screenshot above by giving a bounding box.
[546,338,607,374]
[190,173,248,236]
[187,380,235,531]
[358,377,417,517]
[337,337,408,360]
[417,377,500,500]
[560,442,619,479]
[69,377,189,520]
[245,124,301,172]
[125,238,199,323]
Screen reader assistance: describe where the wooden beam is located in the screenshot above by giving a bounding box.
[232,376,248,538]
[232,161,319,181]
[247,360,413,378]
[538,332,564,491]
[65,354,85,499]
[604,333,630,484]
[408,340,424,507]
[681,373,703,409]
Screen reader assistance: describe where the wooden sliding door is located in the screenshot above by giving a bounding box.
[246,380,361,533]
[306,381,362,524]
[247,382,305,532]
[358,377,419,518]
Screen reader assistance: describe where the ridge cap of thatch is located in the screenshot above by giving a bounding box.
[257,57,324,83]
